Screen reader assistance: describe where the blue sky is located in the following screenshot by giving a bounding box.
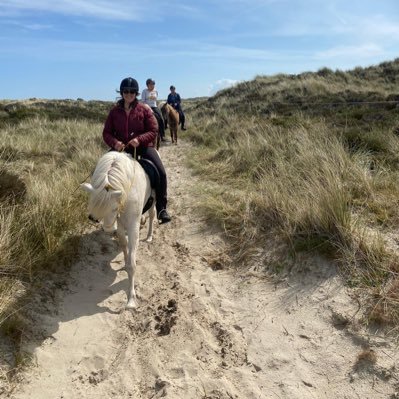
[0,0,398,101]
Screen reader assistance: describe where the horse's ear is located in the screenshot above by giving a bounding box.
[110,190,122,199]
[80,182,94,193]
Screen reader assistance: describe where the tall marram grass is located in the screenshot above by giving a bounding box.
[0,58,398,372]
[184,68,399,327]
[0,117,106,374]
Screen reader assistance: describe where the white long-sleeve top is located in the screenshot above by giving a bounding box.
[141,88,159,108]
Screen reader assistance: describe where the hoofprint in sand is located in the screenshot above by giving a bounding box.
[7,140,399,399]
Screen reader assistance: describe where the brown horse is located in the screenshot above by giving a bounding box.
[161,103,179,144]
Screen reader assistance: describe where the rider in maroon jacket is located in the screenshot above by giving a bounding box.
[103,77,171,224]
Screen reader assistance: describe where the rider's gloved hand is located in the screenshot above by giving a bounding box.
[114,141,125,152]
[127,138,140,148]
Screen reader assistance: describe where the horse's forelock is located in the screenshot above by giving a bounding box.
[88,152,134,218]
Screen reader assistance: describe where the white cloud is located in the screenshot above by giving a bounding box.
[269,9,399,42]
[208,79,240,96]
[1,19,53,30]
[359,18,399,37]
[0,34,286,63]
[24,23,53,30]
[315,43,384,60]
[0,0,146,20]
[0,0,201,21]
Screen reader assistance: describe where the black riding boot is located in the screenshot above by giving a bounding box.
[158,209,171,224]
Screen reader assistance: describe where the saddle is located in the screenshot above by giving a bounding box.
[138,158,160,214]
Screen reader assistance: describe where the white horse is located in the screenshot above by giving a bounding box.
[80,151,156,309]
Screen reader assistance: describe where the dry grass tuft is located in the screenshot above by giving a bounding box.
[0,115,107,365]
[354,348,377,371]
[184,59,399,326]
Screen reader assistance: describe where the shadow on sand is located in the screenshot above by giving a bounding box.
[21,227,134,354]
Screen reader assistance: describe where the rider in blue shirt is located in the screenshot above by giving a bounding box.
[167,85,186,130]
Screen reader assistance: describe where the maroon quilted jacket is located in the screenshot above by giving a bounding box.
[103,100,158,150]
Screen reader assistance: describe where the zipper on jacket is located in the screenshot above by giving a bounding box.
[125,108,130,142]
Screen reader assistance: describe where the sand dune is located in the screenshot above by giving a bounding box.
[9,140,399,399]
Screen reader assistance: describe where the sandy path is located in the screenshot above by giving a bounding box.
[9,140,399,398]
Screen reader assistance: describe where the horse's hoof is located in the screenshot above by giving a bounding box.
[145,236,153,243]
[126,300,138,309]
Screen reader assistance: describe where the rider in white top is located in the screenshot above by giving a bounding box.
[141,79,166,142]
[142,85,158,107]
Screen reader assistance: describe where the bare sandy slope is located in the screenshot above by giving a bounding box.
[8,140,399,399]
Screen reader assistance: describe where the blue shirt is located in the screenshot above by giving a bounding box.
[167,93,181,107]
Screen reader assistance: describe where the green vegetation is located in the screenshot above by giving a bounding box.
[0,115,107,281]
[1,59,399,379]
[184,58,399,326]
[0,111,108,378]
[0,99,113,128]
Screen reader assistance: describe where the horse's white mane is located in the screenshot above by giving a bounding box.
[89,151,135,218]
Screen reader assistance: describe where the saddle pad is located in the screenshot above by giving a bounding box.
[138,158,160,214]
[138,158,160,189]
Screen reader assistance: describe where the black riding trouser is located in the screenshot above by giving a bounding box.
[151,107,165,139]
[135,146,167,214]
[179,110,185,128]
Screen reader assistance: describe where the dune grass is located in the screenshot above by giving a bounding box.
[0,117,107,379]
[1,59,399,380]
[183,60,399,327]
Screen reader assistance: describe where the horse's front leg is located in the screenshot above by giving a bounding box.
[126,223,140,309]
[116,221,127,267]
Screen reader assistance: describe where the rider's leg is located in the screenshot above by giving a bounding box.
[180,110,186,130]
[175,104,186,130]
[152,107,166,140]
[140,147,171,223]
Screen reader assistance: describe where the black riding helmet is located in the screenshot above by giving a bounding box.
[120,77,140,95]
